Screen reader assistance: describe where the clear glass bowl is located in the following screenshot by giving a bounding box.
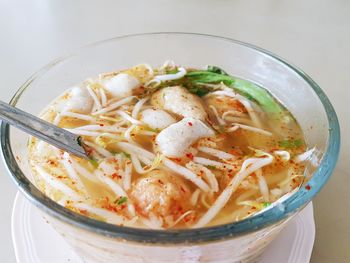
[1,33,340,262]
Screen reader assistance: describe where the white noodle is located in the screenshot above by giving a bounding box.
[211,89,263,128]
[138,155,152,166]
[65,129,102,137]
[123,160,132,190]
[200,193,212,209]
[95,170,128,197]
[35,166,81,201]
[190,189,201,206]
[238,98,262,128]
[69,124,125,133]
[198,146,236,160]
[294,148,315,163]
[70,159,99,183]
[145,78,161,87]
[153,67,187,81]
[117,142,210,192]
[169,210,195,228]
[92,96,135,115]
[209,105,226,126]
[140,215,164,230]
[36,141,47,154]
[162,159,210,192]
[228,123,272,136]
[53,113,62,126]
[222,110,247,118]
[231,125,241,133]
[138,130,157,136]
[127,204,136,217]
[193,155,273,228]
[236,189,257,203]
[186,162,219,192]
[274,150,291,161]
[60,111,96,122]
[117,142,154,159]
[270,188,283,198]
[256,168,269,202]
[131,97,148,119]
[193,156,235,170]
[84,141,113,158]
[130,153,146,174]
[115,110,143,125]
[223,116,253,125]
[124,125,136,143]
[87,86,102,110]
[61,153,87,194]
[99,88,107,107]
[73,203,125,225]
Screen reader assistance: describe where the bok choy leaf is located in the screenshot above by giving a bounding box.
[185,66,290,120]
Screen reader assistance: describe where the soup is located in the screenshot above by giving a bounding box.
[28,61,315,229]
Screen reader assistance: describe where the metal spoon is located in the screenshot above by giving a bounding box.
[0,100,89,159]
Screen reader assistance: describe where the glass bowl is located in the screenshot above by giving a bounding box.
[1,33,340,263]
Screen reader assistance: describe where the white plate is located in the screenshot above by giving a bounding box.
[12,192,315,263]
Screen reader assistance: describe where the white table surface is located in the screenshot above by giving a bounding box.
[0,1,349,262]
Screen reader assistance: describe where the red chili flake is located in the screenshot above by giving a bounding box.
[180,186,186,193]
[184,213,196,223]
[305,185,311,190]
[170,157,182,163]
[99,123,105,127]
[177,206,183,213]
[188,122,193,126]
[120,204,127,210]
[111,173,121,179]
[79,209,89,216]
[158,179,164,185]
[185,153,194,160]
[47,159,57,166]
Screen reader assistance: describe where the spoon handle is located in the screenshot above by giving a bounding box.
[0,100,88,159]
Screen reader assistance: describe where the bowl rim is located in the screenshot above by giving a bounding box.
[0,32,340,244]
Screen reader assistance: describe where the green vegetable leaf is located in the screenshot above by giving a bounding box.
[121,152,131,159]
[206,165,216,169]
[187,85,212,97]
[166,68,179,74]
[89,158,99,168]
[278,139,303,149]
[115,196,128,205]
[207,65,229,75]
[185,66,292,123]
[186,70,234,86]
[263,202,272,208]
